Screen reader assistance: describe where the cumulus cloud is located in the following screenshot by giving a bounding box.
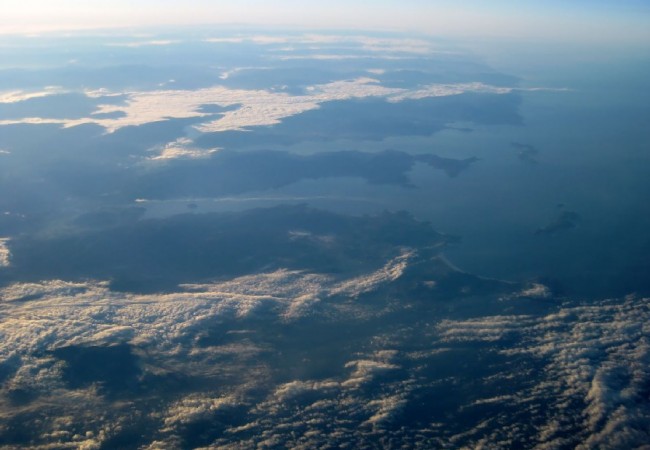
[272,380,340,402]
[363,394,408,427]
[0,257,420,448]
[230,349,411,447]
[0,238,11,267]
[517,282,552,299]
[1,247,646,448]
[438,297,650,447]
[341,359,400,388]
[161,394,238,430]
[0,258,413,379]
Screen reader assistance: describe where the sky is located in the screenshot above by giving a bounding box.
[2,0,650,43]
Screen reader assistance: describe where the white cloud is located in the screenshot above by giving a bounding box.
[29,84,315,132]
[0,238,11,267]
[1,242,645,448]
[0,78,536,133]
[161,394,238,430]
[205,35,291,45]
[147,137,220,161]
[436,315,537,343]
[272,380,340,402]
[276,54,412,61]
[342,359,400,388]
[205,34,441,55]
[0,86,64,103]
[203,37,247,44]
[363,394,407,427]
[194,77,402,133]
[83,88,123,99]
[438,297,650,447]
[355,36,437,55]
[218,66,270,80]
[0,117,72,126]
[0,260,413,373]
[106,39,179,47]
[387,81,514,102]
[331,250,412,298]
[516,282,552,299]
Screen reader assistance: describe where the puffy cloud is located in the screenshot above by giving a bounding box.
[341,359,400,388]
[0,238,10,267]
[436,315,537,343]
[1,248,646,448]
[438,296,650,447]
[231,349,411,447]
[517,282,552,299]
[0,271,329,447]
[161,394,238,430]
[0,257,418,380]
[272,380,340,402]
[363,394,408,427]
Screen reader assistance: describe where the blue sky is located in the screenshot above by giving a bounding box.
[2,0,649,42]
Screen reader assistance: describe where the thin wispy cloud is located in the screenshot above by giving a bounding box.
[147,138,220,161]
[0,87,65,104]
[105,39,180,47]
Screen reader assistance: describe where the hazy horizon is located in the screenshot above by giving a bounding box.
[2,0,650,44]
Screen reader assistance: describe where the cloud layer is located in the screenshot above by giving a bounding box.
[0,78,529,133]
[1,253,648,448]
